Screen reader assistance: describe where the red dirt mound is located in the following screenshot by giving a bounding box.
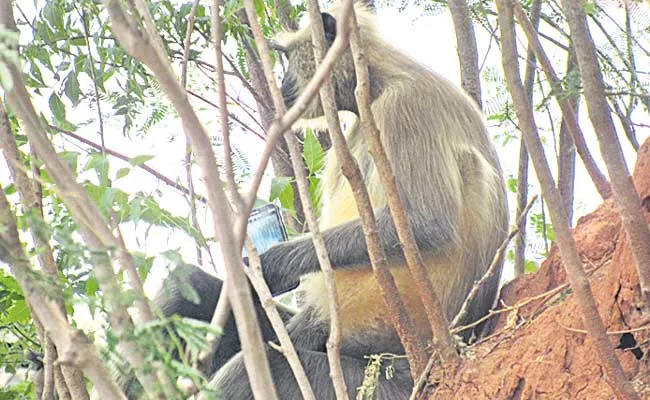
[426,140,650,399]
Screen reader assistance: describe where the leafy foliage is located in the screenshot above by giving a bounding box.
[269,128,326,229]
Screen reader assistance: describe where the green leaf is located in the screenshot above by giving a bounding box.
[49,92,66,122]
[6,300,30,323]
[524,260,539,274]
[86,276,99,297]
[303,129,325,175]
[269,176,292,202]
[269,176,296,216]
[253,0,266,22]
[43,1,64,30]
[124,194,205,245]
[115,167,131,180]
[86,152,110,187]
[507,176,518,193]
[134,253,154,282]
[101,187,116,211]
[583,2,598,16]
[64,71,82,105]
[58,150,79,173]
[278,184,295,216]
[128,154,154,166]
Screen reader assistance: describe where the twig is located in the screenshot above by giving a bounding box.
[78,5,107,154]
[232,0,363,246]
[52,125,208,203]
[299,1,359,397]
[559,323,650,336]
[245,241,316,400]
[408,354,438,400]
[0,101,89,400]
[513,0,541,279]
[451,282,569,336]
[185,89,267,141]
[224,53,272,114]
[0,186,126,399]
[180,0,203,267]
[450,194,539,330]
[310,7,430,384]
[212,0,240,206]
[2,2,168,396]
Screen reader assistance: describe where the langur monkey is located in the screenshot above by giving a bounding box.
[122,3,508,399]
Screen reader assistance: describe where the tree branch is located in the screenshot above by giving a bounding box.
[448,0,482,107]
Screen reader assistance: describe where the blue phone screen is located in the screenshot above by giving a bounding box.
[245,204,288,255]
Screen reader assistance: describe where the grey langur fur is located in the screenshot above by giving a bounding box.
[122,4,508,399]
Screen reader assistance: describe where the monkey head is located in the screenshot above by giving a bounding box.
[272,11,359,118]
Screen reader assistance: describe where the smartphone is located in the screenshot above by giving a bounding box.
[245,204,288,255]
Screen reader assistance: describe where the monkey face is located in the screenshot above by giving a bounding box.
[272,12,358,118]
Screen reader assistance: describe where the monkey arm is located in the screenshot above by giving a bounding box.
[259,205,457,295]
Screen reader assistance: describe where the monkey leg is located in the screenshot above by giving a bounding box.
[210,346,413,400]
[210,307,412,399]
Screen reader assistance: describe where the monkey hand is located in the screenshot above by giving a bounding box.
[257,240,314,295]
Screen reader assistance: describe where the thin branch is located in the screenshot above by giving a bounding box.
[0,187,126,400]
[245,241,316,400]
[497,2,639,398]
[180,0,203,267]
[300,0,360,396]
[561,0,650,307]
[408,353,438,400]
[559,323,650,336]
[51,125,207,203]
[514,0,542,278]
[0,104,90,400]
[450,195,538,330]
[449,0,482,107]
[212,0,240,205]
[185,88,266,141]
[232,8,364,246]
[223,53,273,114]
[452,282,570,336]
[1,2,168,396]
[78,6,107,153]
[513,2,613,200]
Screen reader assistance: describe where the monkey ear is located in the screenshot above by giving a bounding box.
[321,12,337,42]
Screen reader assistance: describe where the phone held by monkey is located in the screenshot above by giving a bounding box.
[244,203,288,256]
